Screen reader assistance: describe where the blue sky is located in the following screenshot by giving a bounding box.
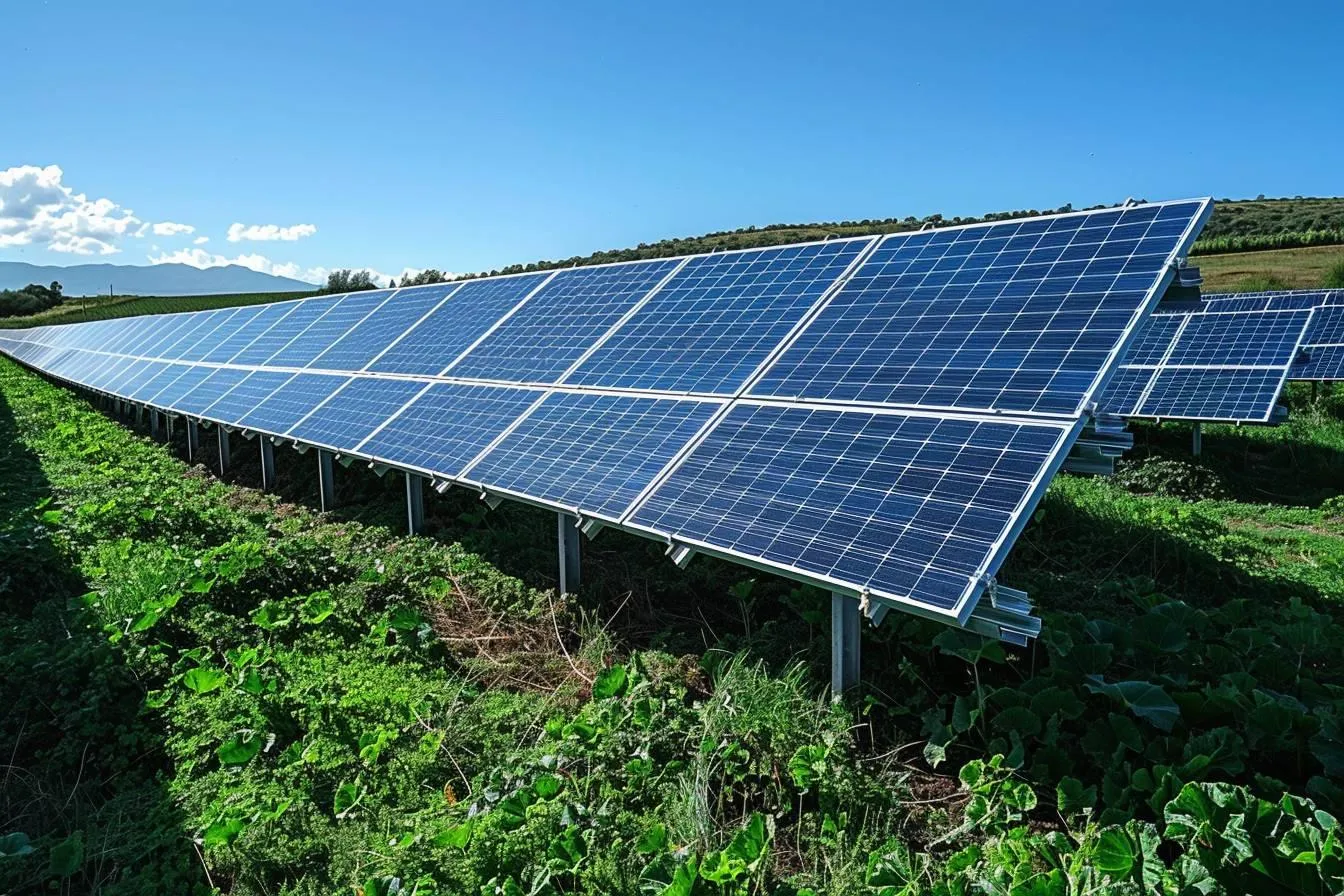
[3,0,1341,285]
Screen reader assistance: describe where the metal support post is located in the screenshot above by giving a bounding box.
[405,472,425,535]
[149,409,161,440]
[317,449,336,512]
[1191,421,1202,457]
[135,404,144,425]
[557,512,581,595]
[166,416,175,443]
[186,420,199,462]
[217,427,231,475]
[831,592,861,699]
[259,438,276,491]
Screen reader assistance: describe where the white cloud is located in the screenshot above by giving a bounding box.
[0,165,142,255]
[227,222,317,242]
[152,221,195,237]
[149,247,330,285]
[193,236,209,245]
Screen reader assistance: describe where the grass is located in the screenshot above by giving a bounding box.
[3,359,1344,893]
[1195,243,1344,291]
[0,290,311,328]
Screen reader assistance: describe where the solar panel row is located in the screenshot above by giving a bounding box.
[0,199,1212,635]
[1100,308,1313,422]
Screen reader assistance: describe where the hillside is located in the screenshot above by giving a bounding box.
[0,261,313,297]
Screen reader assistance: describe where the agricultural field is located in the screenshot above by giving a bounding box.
[4,341,1344,890]
[1196,244,1344,292]
[1,290,311,328]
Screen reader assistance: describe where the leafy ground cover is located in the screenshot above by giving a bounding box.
[2,361,1344,894]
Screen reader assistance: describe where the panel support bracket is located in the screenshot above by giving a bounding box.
[558,511,581,595]
[831,592,861,700]
[217,425,231,475]
[1191,421,1202,457]
[406,472,426,535]
[259,438,276,492]
[318,449,336,512]
[186,419,199,462]
[149,409,162,440]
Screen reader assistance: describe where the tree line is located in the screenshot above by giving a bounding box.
[0,282,64,318]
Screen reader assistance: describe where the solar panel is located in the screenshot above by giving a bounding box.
[367,273,551,375]
[1296,345,1344,381]
[449,259,682,383]
[0,197,1214,639]
[309,284,459,371]
[265,291,392,368]
[356,383,542,476]
[286,376,430,452]
[462,392,721,521]
[198,370,296,423]
[563,239,873,394]
[229,297,341,365]
[627,403,1074,619]
[234,372,351,434]
[752,202,1207,414]
[1102,308,1312,421]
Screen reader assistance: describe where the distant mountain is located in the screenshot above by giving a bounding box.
[0,262,313,297]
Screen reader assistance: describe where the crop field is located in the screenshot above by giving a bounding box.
[2,290,311,328]
[3,344,1344,891]
[1196,243,1344,292]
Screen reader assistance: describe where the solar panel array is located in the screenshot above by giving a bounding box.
[1168,289,1344,382]
[1100,308,1314,422]
[0,199,1213,639]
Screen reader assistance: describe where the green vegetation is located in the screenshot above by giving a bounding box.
[319,270,379,294]
[1198,197,1344,240]
[0,290,310,328]
[4,360,1344,892]
[1191,229,1344,256]
[0,281,65,317]
[1325,259,1344,289]
[1196,244,1344,292]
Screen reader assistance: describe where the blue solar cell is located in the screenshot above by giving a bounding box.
[235,373,351,434]
[286,376,430,451]
[630,403,1070,616]
[146,364,219,411]
[1124,314,1185,366]
[1296,345,1344,380]
[358,383,542,476]
[176,306,255,362]
[229,297,341,365]
[1304,306,1344,347]
[565,239,872,394]
[126,313,197,358]
[130,363,194,402]
[266,291,393,368]
[450,259,681,382]
[308,284,459,371]
[199,302,302,364]
[1170,310,1311,367]
[157,309,237,360]
[367,274,550,375]
[1097,367,1154,415]
[464,392,720,520]
[103,359,164,395]
[171,367,251,416]
[752,201,1208,414]
[200,370,297,423]
[1139,368,1288,421]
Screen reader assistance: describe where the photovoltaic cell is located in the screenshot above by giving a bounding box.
[200,370,296,423]
[358,383,542,476]
[265,291,391,368]
[565,239,873,394]
[177,307,254,362]
[130,363,194,402]
[171,367,251,416]
[229,297,341,365]
[199,303,300,364]
[235,372,351,435]
[1099,366,1155,414]
[1139,369,1290,421]
[464,392,720,520]
[367,274,550,375]
[309,284,459,371]
[450,259,681,382]
[752,202,1206,414]
[1170,311,1309,367]
[1304,305,1344,348]
[287,376,430,451]
[1297,345,1344,380]
[148,364,221,411]
[629,403,1071,617]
